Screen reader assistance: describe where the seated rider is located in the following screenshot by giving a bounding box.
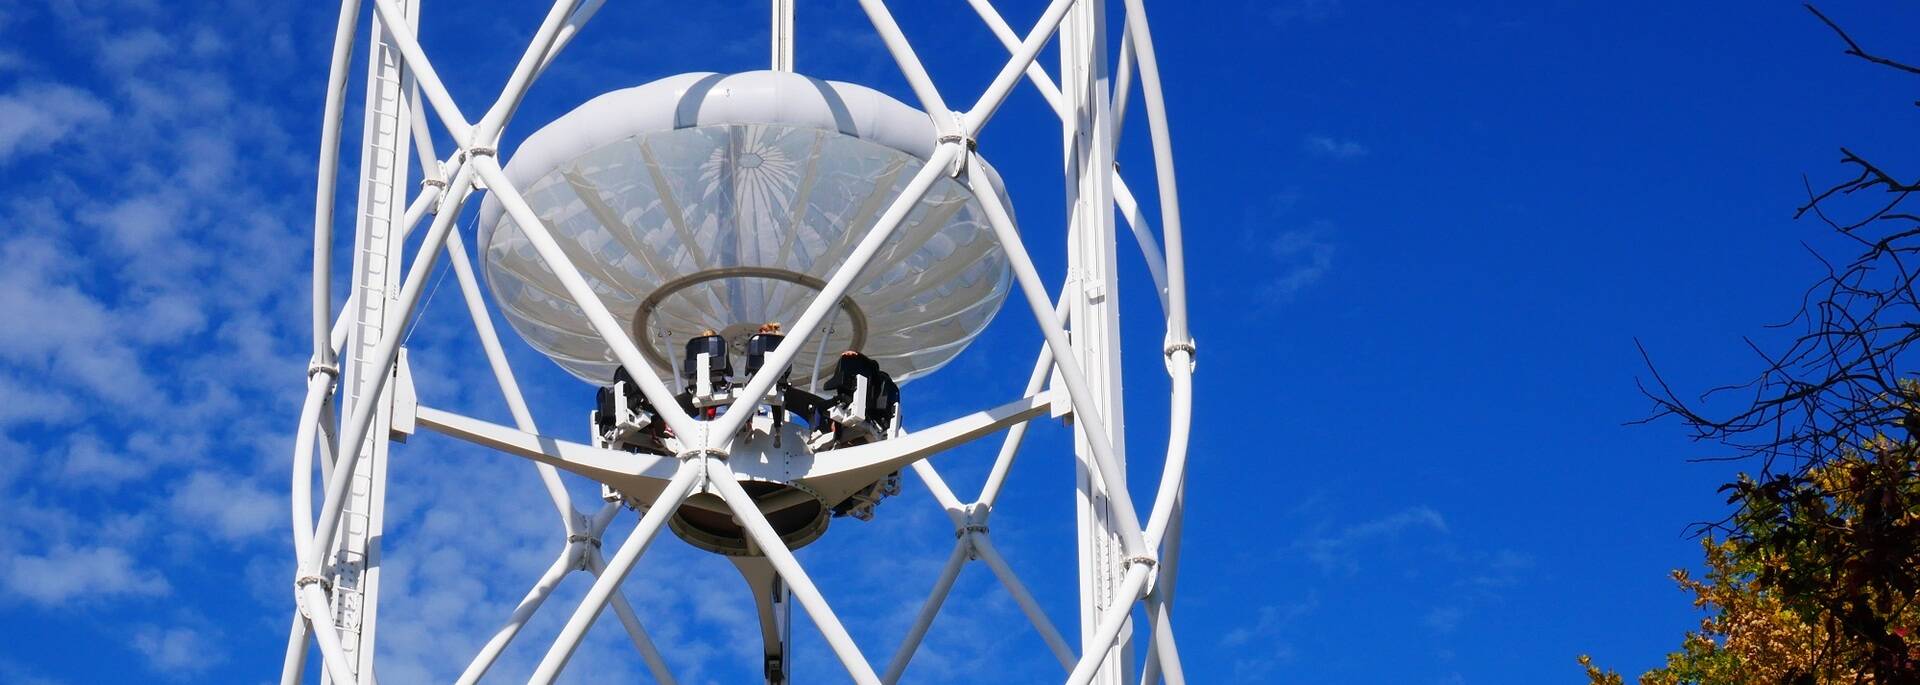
[744,322,786,384]
[680,328,732,418]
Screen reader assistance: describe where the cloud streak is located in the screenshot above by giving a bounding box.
[1304,134,1369,160]
[1262,227,1336,302]
[0,82,110,162]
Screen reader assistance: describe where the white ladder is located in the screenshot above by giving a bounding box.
[327,1,415,681]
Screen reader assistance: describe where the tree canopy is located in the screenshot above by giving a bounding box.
[1586,6,1920,684]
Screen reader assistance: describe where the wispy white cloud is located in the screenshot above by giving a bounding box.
[1304,134,1369,160]
[1223,593,1314,681]
[0,371,78,428]
[1262,227,1336,302]
[1425,604,1466,633]
[133,625,223,677]
[78,193,183,254]
[1297,505,1448,573]
[0,82,110,163]
[169,471,282,542]
[58,433,155,486]
[2,544,170,605]
[96,28,172,73]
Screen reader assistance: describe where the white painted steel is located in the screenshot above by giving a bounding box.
[708,459,883,685]
[881,540,970,684]
[452,544,574,685]
[855,0,953,126]
[323,0,418,675]
[474,155,701,438]
[586,551,680,685]
[706,141,964,441]
[311,0,364,364]
[978,296,1070,512]
[963,151,1148,559]
[771,0,794,72]
[1141,493,1187,685]
[975,532,1079,669]
[1060,4,1134,681]
[1066,564,1154,685]
[1141,589,1187,685]
[305,161,475,576]
[961,0,1080,137]
[534,0,607,78]
[445,229,577,528]
[368,0,473,143]
[280,611,310,685]
[287,2,1196,683]
[530,459,702,682]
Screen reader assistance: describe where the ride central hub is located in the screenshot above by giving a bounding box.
[593,328,904,555]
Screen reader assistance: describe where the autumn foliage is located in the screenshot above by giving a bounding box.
[1589,6,1920,683]
[1582,443,1920,684]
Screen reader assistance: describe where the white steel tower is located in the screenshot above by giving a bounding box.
[282,1,1196,683]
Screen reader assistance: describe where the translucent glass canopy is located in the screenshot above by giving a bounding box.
[478,72,1013,388]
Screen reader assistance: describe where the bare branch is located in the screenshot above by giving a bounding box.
[1806,4,1920,77]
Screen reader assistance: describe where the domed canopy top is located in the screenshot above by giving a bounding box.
[478,71,1013,388]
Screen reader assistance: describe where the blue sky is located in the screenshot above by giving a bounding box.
[4,0,1920,683]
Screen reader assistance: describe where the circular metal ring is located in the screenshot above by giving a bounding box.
[630,265,870,376]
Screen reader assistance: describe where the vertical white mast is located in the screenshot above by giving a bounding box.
[327,1,417,681]
[1061,2,1132,684]
[771,0,795,72]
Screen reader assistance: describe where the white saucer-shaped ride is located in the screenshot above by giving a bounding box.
[478,71,1013,389]
[286,3,1194,682]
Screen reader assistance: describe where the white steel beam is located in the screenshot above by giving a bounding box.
[1060,6,1132,680]
[531,460,703,682]
[961,0,1079,136]
[854,0,952,129]
[295,163,479,685]
[311,0,365,364]
[534,0,609,77]
[473,0,582,141]
[301,579,359,682]
[304,160,475,574]
[977,296,1070,513]
[880,540,971,684]
[1064,564,1154,685]
[453,544,577,685]
[1117,0,1192,344]
[290,2,1197,683]
[708,460,883,685]
[471,156,699,439]
[368,0,474,142]
[413,406,678,486]
[1138,587,1187,685]
[707,142,964,440]
[280,611,311,685]
[907,460,968,526]
[587,551,680,685]
[973,532,1078,670]
[796,391,1054,502]
[964,0,1169,315]
[1111,22,1136,145]
[963,150,1150,557]
[771,0,795,71]
[444,229,577,529]
[324,0,420,674]
[963,0,1067,119]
